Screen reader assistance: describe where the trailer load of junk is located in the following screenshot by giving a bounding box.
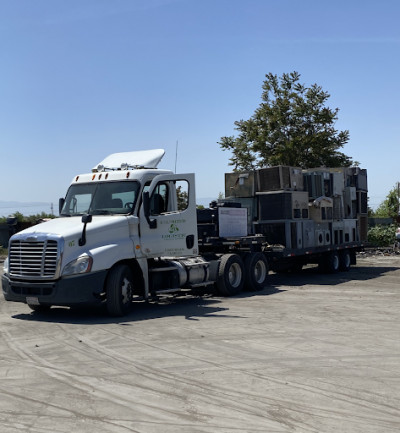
[2,149,367,316]
[205,164,367,255]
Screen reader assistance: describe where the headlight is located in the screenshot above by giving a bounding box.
[3,257,9,274]
[62,254,93,276]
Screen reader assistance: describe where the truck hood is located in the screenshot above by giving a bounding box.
[11,216,138,274]
[15,216,129,240]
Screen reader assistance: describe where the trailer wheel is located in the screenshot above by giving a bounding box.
[321,252,340,273]
[244,253,269,291]
[106,264,134,316]
[339,251,351,271]
[216,254,245,296]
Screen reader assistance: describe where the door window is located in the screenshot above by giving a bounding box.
[175,180,189,211]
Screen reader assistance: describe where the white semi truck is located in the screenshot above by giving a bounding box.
[2,149,367,316]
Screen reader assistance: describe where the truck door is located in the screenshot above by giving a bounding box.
[138,173,198,258]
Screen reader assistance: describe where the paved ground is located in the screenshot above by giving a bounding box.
[1,256,399,433]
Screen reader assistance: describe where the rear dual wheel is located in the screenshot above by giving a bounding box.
[320,252,340,273]
[216,254,245,296]
[216,252,269,296]
[244,253,269,291]
[339,251,351,272]
[320,251,352,273]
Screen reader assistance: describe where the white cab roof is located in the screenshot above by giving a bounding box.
[93,149,165,171]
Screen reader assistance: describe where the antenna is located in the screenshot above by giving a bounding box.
[174,140,178,173]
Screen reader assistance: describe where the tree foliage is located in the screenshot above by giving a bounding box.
[373,186,399,220]
[367,224,397,247]
[0,212,55,224]
[176,185,188,211]
[219,71,353,170]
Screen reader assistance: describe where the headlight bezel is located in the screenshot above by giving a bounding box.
[62,254,93,277]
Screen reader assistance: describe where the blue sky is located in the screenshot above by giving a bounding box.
[0,0,399,213]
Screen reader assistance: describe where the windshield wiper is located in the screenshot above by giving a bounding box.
[61,213,86,217]
[91,210,112,215]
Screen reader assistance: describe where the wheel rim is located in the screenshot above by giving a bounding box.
[229,263,242,288]
[254,260,267,283]
[121,277,132,304]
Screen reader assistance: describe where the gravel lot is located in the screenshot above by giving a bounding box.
[1,256,399,433]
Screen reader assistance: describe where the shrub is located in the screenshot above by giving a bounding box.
[367,224,397,247]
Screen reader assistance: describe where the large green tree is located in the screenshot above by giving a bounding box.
[219,71,354,170]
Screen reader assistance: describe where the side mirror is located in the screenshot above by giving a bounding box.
[79,214,92,246]
[143,191,157,229]
[59,198,65,214]
[81,214,92,224]
[6,216,18,236]
[6,216,17,226]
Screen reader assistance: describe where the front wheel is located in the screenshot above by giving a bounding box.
[106,264,134,316]
[216,254,245,296]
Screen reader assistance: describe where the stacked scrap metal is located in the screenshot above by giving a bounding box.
[223,165,368,249]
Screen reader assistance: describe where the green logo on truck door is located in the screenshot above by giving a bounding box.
[162,221,185,240]
[168,223,179,234]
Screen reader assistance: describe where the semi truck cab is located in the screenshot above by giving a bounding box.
[2,149,201,315]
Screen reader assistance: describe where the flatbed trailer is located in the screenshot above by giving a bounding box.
[198,232,364,273]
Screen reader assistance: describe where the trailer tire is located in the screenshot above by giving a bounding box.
[244,253,269,291]
[339,250,351,271]
[321,252,340,273]
[106,264,134,317]
[216,254,245,296]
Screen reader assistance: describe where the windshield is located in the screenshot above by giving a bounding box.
[61,181,140,216]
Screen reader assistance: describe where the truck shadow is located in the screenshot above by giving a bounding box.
[267,264,400,287]
[10,287,285,325]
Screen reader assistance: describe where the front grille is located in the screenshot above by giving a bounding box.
[9,240,59,278]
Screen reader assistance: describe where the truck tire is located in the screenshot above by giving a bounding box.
[339,250,351,271]
[244,253,269,291]
[321,252,340,273]
[216,254,245,296]
[106,264,134,316]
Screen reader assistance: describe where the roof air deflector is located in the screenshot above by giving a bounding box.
[93,149,165,172]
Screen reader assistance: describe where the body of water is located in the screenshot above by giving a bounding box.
[0,204,56,218]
